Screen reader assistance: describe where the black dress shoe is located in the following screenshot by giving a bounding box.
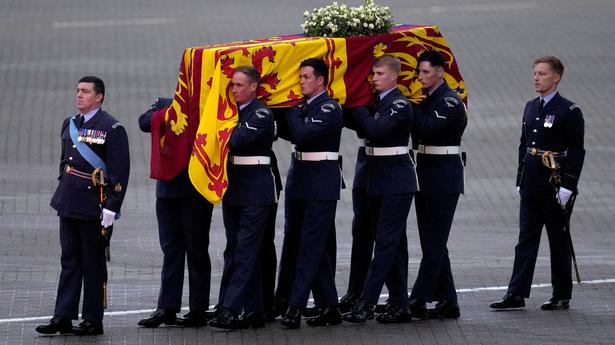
[306,307,342,326]
[240,311,266,328]
[280,306,301,329]
[138,309,177,328]
[263,305,280,322]
[376,305,412,324]
[302,305,321,317]
[35,316,72,335]
[338,293,358,314]
[490,293,525,309]
[540,298,569,310]
[342,300,374,323]
[409,299,428,320]
[428,300,461,319]
[176,311,209,327]
[203,304,221,321]
[71,320,104,336]
[208,307,245,330]
[374,303,390,314]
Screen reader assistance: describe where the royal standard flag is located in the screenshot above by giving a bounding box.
[149,24,466,205]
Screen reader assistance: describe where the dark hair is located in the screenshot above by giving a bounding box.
[300,58,329,85]
[417,50,445,69]
[233,66,261,84]
[534,55,564,76]
[78,75,105,103]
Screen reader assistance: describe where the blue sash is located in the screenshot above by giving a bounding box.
[69,115,107,172]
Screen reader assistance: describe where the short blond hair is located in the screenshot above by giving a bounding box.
[373,54,401,75]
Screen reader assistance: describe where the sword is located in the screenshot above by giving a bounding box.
[541,151,581,283]
[92,167,111,309]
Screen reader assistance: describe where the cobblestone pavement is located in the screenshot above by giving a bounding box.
[1,0,614,344]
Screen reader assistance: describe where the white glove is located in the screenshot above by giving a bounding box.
[517,186,520,194]
[101,208,116,228]
[557,187,573,206]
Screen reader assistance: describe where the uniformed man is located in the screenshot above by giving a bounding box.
[408,50,467,319]
[342,55,417,324]
[279,58,343,329]
[491,55,585,310]
[340,91,408,316]
[35,76,129,336]
[136,98,214,328]
[208,66,280,329]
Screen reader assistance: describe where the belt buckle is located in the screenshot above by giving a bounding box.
[365,147,373,155]
[295,152,302,160]
[65,165,71,173]
[530,147,538,156]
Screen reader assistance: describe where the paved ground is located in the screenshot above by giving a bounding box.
[1,0,614,344]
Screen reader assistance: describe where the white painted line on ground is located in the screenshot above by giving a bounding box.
[2,278,614,324]
[52,17,173,29]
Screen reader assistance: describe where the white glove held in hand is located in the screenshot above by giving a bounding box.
[557,187,573,206]
[101,208,116,228]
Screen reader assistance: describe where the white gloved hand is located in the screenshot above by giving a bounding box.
[517,186,520,194]
[557,187,573,206]
[101,208,116,228]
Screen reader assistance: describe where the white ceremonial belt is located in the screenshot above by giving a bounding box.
[229,155,271,165]
[294,151,339,161]
[417,145,460,155]
[365,146,408,156]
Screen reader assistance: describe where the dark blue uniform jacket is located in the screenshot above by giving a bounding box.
[223,99,280,206]
[51,109,130,220]
[412,82,467,194]
[353,87,418,196]
[517,92,585,198]
[284,92,343,201]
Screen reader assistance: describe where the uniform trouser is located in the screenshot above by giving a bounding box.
[220,204,272,313]
[346,188,404,299]
[508,197,572,299]
[275,198,336,308]
[410,193,459,303]
[286,199,339,309]
[361,193,412,306]
[54,217,107,322]
[156,196,213,313]
[219,204,278,310]
[260,204,278,310]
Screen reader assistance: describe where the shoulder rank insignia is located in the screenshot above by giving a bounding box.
[321,103,336,113]
[393,99,409,109]
[444,96,459,108]
[255,108,271,118]
[111,122,123,129]
[570,104,580,111]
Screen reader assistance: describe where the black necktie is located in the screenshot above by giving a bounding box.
[76,115,84,128]
[538,98,545,112]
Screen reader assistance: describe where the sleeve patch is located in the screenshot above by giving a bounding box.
[255,108,271,118]
[393,99,409,109]
[570,104,580,111]
[111,122,123,129]
[444,96,460,108]
[321,103,336,113]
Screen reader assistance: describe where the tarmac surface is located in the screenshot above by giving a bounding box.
[1,0,614,344]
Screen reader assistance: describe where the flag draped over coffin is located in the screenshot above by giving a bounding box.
[149,24,467,205]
